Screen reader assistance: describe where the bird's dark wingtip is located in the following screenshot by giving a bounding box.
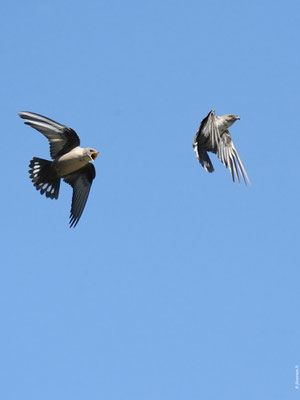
[69,215,79,228]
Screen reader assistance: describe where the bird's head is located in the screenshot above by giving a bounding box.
[223,114,240,128]
[84,148,99,162]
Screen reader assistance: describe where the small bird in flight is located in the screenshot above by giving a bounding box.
[193,109,249,185]
[19,111,99,227]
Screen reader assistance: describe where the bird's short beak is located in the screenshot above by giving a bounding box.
[236,116,241,120]
[90,151,99,161]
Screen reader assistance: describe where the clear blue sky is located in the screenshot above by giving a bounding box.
[1,0,299,399]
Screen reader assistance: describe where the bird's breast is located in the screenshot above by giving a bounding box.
[215,116,235,133]
[53,148,89,177]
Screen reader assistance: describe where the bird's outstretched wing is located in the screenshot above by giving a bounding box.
[215,130,250,185]
[63,163,96,228]
[19,111,80,159]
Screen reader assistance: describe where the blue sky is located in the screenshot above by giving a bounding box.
[1,0,299,398]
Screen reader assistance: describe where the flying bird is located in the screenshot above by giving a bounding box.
[193,109,250,185]
[19,111,99,227]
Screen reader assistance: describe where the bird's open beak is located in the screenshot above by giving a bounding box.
[90,151,99,161]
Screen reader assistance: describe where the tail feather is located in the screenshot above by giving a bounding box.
[198,150,214,173]
[29,157,60,199]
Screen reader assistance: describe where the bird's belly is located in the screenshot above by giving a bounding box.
[53,156,88,177]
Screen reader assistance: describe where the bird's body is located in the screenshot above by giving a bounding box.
[52,146,93,176]
[193,109,249,185]
[19,111,99,227]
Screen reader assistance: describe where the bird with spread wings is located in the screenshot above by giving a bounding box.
[19,111,99,227]
[193,109,250,185]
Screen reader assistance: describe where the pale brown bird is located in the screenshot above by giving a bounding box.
[19,111,99,227]
[193,109,250,185]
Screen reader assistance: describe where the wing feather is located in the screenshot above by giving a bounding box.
[193,109,221,150]
[215,130,250,185]
[19,111,80,159]
[63,163,96,228]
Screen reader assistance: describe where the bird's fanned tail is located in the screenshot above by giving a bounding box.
[29,157,60,199]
